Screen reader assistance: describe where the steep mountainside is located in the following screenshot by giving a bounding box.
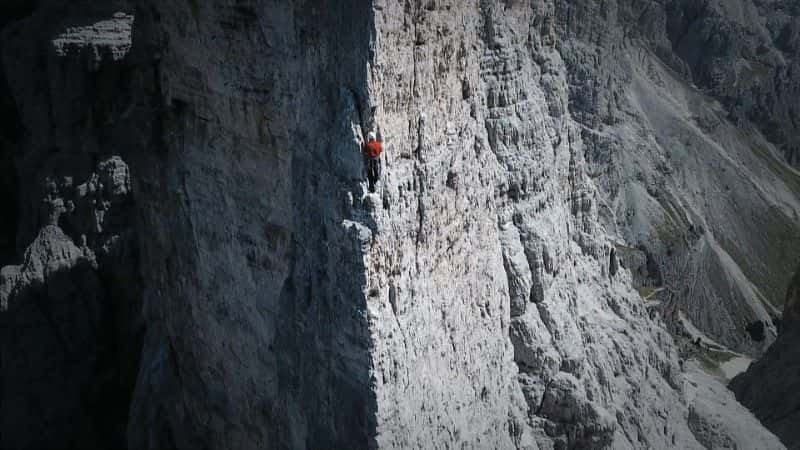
[555,0,800,357]
[0,1,795,449]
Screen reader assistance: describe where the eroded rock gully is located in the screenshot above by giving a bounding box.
[0,1,795,449]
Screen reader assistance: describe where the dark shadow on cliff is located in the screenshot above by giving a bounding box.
[0,2,145,449]
[0,5,25,266]
[272,1,379,448]
[1,250,140,449]
[117,0,379,448]
[731,264,800,449]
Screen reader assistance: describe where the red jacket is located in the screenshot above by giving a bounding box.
[365,140,382,159]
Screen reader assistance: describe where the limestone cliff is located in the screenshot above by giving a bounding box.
[0,1,794,449]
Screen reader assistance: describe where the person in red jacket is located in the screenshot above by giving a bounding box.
[364,131,382,193]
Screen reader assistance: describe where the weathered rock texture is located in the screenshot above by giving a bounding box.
[554,0,800,357]
[731,265,800,449]
[0,3,144,448]
[368,2,704,448]
[0,1,795,450]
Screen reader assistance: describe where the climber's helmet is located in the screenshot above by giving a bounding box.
[368,131,377,141]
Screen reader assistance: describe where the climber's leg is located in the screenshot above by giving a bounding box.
[367,158,379,193]
[367,160,374,192]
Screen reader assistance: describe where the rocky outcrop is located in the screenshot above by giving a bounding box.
[731,265,800,449]
[0,3,143,447]
[52,12,134,63]
[0,157,141,449]
[0,1,793,449]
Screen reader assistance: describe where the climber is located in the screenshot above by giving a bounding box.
[364,131,383,193]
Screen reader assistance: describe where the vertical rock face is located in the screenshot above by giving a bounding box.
[124,1,377,448]
[0,1,794,450]
[731,266,800,449]
[666,0,800,168]
[366,2,702,448]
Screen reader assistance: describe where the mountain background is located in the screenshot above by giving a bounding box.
[0,1,798,449]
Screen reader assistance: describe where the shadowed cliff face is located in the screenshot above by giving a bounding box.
[731,266,800,448]
[0,2,146,448]
[0,69,20,268]
[0,1,795,450]
[125,1,379,448]
[0,2,27,267]
[0,0,381,447]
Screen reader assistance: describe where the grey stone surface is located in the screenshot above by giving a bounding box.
[555,0,800,357]
[0,1,794,450]
[363,3,707,448]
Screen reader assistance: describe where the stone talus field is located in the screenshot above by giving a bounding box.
[0,1,795,449]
